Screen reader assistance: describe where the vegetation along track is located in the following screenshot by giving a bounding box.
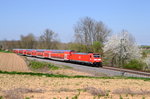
[26,56,150,78]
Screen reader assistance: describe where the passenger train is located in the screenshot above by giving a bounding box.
[13,49,102,67]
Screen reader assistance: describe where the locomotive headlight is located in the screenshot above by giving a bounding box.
[94,59,101,61]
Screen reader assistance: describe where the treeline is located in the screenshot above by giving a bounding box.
[141,45,150,49]
[0,29,60,50]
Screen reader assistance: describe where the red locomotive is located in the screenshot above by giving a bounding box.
[13,49,102,67]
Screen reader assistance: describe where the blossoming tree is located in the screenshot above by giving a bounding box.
[104,30,141,67]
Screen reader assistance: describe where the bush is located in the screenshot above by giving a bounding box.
[123,59,146,70]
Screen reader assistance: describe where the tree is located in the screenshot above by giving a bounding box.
[38,29,58,49]
[20,33,36,49]
[74,17,111,45]
[104,30,141,67]
[0,40,22,50]
[73,17,111,53]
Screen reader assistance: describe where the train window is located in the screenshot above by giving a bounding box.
[93,55,100,58]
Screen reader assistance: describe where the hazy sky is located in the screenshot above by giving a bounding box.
[0,0,150,45]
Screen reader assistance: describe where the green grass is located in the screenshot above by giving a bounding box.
[0,50,12,53]
[0,70,149,81]
[29,60,60,70]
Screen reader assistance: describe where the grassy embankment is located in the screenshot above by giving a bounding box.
[0,50,12,53]
[29,60,60,70]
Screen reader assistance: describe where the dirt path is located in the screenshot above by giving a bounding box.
[0,52,30,72]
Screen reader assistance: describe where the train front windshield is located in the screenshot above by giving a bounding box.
[93,54,100,58]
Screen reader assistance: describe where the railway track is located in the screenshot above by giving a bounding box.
[103,66,150,77]
[26,56,150,78]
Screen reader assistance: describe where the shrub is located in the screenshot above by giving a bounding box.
[123,59,146,70]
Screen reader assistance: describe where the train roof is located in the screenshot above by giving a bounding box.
[13,49,27,50]
[49,50,74,52]
[13,49,74,52]
[73,52,99,55]
[73,52,89,55]
[35,49,70,51]
[36,49,47,51]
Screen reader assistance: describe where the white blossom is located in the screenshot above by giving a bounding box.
[104,30,141,65]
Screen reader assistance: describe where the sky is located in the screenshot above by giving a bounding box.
[0,0,150,45]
